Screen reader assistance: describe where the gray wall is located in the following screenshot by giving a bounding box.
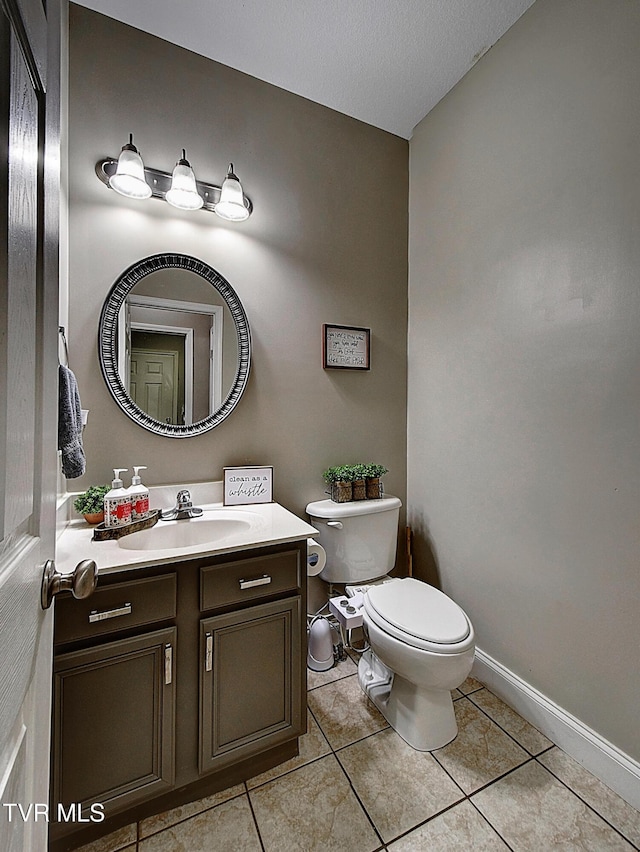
[68,5,408,536]
[408,0,640,760]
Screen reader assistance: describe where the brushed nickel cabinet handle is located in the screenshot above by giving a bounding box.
[88,603,132,623]
[164,644,173,685]
[205,633,213,672]
[238,574,271,590]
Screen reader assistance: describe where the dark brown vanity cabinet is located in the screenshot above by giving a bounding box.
[52,627,176,811]
[52,575,177,822]
[51,541,306,851]
[200,598,302,772]
[200,597,301,772]
[198,549,303,773]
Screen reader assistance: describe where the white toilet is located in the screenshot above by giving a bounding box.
[306,495,475,750]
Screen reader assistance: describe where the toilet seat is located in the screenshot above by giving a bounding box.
[364,577,473,654]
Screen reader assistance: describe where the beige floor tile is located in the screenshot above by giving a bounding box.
[388,800,510,851]
[307,673,388,749]
[307,654,358,689]
[249,754,380,852]
[473,760,635,851]
[469,688,553,755]
[451,688,463,699]
[72,823,136,852]
[246,710,331,788]
[458,675,483,695]
[138,795,261,852]
[339,727,464,842]
[433,698,529,794]
[539,748,640,847]
[138,783,245,838]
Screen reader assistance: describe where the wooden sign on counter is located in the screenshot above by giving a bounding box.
[224,466,274,505]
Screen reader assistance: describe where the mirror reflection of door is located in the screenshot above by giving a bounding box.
[117,288,228,424]
[131,331,184,424]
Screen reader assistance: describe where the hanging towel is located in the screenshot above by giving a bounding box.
[58,364,86,478]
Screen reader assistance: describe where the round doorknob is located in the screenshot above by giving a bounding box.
[41,559,98,610]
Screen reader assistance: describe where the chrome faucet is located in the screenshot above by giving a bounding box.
[160,489,204,521]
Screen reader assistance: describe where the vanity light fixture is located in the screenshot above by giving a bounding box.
[214,164,250,221]
[108,134,152,200]
[165,150,204,211]
[96,137,253,220]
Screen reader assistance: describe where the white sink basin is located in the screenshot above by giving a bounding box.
[117,510,264,552]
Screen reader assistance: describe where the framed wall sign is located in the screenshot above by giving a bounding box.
[322,324,370,370]
[223,466,273,505]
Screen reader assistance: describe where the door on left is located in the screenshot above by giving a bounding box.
[0,0,61,849]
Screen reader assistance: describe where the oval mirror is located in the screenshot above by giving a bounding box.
[98,253,251,437]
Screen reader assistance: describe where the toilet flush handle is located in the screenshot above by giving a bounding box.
[327,521,343,529]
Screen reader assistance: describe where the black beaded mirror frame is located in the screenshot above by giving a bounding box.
[98,253,251,438]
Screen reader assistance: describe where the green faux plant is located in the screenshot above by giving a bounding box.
[323,463,388,482]
[324,462,389,502]
[363,463,388,479]
[322,465,356,484]
[73,485,109,516]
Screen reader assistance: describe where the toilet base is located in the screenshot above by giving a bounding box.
[358,650,458,751]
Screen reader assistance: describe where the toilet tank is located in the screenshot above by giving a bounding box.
[305,495,402,584]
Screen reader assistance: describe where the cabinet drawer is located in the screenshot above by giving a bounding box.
[200,549,300,611]
[55,574,177,644]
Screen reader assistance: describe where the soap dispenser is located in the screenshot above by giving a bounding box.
[130,466,150,521]
[104,469,132,528]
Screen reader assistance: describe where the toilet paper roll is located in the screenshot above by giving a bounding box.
[306,538,326,576]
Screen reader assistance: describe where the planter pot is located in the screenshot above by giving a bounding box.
[83,511,104,525]
[330,481,352,503]
[365,477,382,499]
[352,478,367,500]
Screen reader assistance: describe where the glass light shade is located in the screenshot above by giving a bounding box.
[215,164,250,221]
[109,137,151,199]
[165,151,203,210]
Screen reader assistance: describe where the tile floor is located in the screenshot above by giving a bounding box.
[74,658,640,852]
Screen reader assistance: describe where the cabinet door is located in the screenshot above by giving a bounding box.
[52,627,176,822]
[200,597,302,774]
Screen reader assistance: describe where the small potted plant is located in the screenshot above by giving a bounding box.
[323,465,354,503]
[351,463,368,500]
[364,463,388,499]
[73,485,109,524]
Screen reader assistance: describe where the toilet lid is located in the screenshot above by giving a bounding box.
[366,578,470,645]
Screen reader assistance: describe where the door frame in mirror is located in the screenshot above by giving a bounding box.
[120,295,225,422]
[98,253,251,438]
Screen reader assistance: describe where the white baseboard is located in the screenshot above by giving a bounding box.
[472,648,640,811]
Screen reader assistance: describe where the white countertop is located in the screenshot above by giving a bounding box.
[56,501,318,576]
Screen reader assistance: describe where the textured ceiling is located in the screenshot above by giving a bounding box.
[73,0,535,138]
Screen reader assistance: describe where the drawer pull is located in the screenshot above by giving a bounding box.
[164,644,173,685]
[205,633,213,672]
[88,603,132,623]
[239,574,272,590]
